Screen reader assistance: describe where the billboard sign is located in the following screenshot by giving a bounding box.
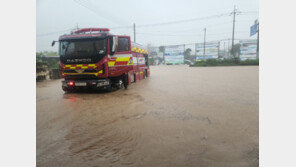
[164,45,184,64]
[240,40,257,60]
[195,42,219,60]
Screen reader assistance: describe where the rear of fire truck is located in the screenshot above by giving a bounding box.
[52,28,130,92]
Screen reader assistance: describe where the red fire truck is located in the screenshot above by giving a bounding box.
[52,28,150,92]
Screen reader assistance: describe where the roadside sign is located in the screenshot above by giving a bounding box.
[164,45,185,64]
[195,42,219,60]
[239,40,257,61]
[250,19,258,37]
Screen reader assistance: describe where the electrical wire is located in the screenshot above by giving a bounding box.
[136,31,249,37]
[73,0,130,26]
[136,13,230,28]
[37,2,257,38]
[37,28,75,37]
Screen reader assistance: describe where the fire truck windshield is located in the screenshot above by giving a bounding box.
[60,39,106,57]
[59,39,107,64]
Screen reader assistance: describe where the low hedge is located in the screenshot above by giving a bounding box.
[192,58,259,67]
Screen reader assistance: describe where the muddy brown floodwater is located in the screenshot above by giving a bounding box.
[37,65,259,167]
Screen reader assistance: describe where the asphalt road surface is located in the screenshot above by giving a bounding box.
[37,65,259,167]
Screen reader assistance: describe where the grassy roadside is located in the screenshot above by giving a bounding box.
[190,58,259,67]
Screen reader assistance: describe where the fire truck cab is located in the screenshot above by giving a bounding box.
[52,28,150,92]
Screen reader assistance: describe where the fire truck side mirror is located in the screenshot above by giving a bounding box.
[51,41,55,47]
[110,36,118,55]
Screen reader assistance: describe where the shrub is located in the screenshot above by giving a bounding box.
[192,58,259,67]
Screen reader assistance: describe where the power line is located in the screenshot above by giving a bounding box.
[240,11,259,14]
[111,25,133,29]
[136,31,249,37]
[37,25,250,38]
[135,19,254,35]
[73,0,126,26]
[138,21,233,34]
[136,13,230,28]
[135,11,255,29]
[36,28,75,37]
[37,25,133,37]
[146,38,256,49]
[37,11,253,37]
[74,0,132,25]
[37,8,255,38]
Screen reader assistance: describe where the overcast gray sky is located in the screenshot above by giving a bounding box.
[37,0,258,52]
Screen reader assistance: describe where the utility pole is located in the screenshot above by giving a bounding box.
[231,5,240,57]
[256,22,259,59]
[224,42,226,58]
[184,44,186,64]
[203,28,206,60]
[227,38,230,57]
[218,41,220,59]
[133,23,136,42]
[194,43,197,62]
[163,46,165,65]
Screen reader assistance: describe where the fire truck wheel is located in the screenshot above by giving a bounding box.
[123,74,128,89]
[144,70,147,79]
[62,86,73,93]
[116,79,124,89]
[105,86,112,92]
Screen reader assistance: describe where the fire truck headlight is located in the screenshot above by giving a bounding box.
[68,81,74,86]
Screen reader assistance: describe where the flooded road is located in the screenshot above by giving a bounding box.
[37,65,259,167]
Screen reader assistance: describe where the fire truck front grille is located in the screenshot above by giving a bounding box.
[65,75,98,80]
[64,69,98,73]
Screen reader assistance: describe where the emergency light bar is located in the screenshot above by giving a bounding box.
[74,28,110,34]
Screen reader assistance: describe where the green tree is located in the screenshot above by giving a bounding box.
[230,43,241,57]
[159,46,165,53]
[36,51,59,69]
[184,48,192,58]
[45,51,58,57]
[184,48,196,63]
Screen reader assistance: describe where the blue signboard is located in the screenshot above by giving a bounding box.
[250,20,258,37]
